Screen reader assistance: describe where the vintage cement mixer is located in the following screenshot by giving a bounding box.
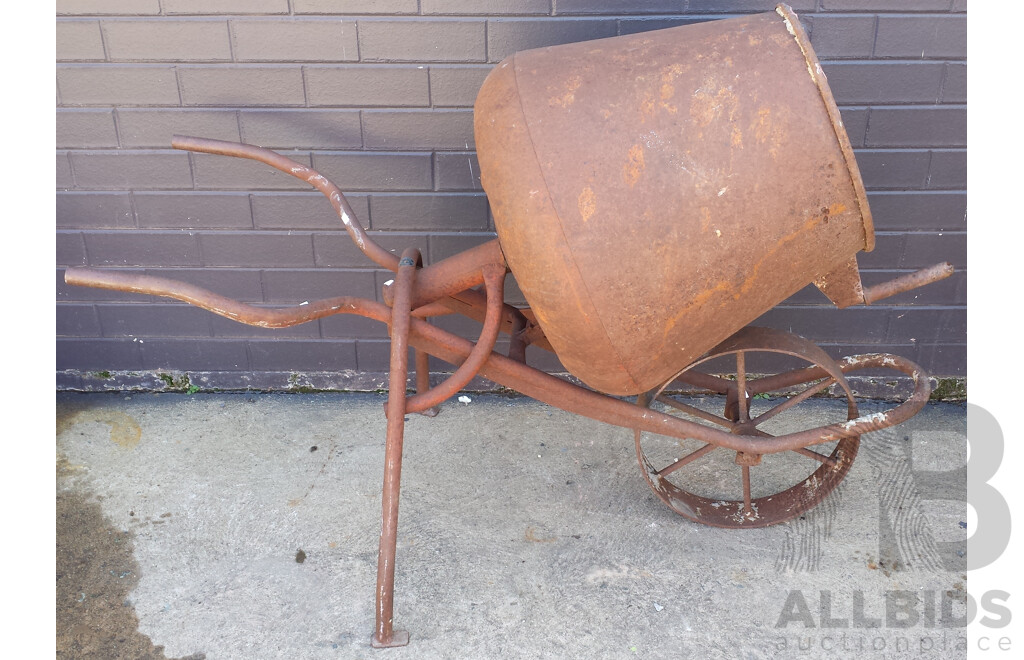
[65,5,954,647]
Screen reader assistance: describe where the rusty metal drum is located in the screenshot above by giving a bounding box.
[474,5,874,396]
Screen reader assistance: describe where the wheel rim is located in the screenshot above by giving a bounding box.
[634,327,860,528]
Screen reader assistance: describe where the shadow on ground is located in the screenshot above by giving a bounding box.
[56,455,205,660]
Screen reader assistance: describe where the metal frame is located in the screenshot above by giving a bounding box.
[65,136,952,647]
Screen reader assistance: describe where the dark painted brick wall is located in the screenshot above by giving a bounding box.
[57,0,967,389]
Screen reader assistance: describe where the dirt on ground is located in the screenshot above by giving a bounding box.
[56,456,205,660]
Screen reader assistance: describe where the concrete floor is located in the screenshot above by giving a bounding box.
[56,392,968,659]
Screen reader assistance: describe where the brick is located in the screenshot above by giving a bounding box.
[753,307,891,343]
[554,1,678,14]
[97,304,214,337]
[162,0,288,14]
[505,276,528,307]
[837,107,869,148]
[619,18,703,37]
[941,62,966,103]
[57,65,180,106]
[355,340,398,371]
[823,62,945,105]
[313,153,433,191]
[854,150,930,190]
[523,344,566,372]
[102,20,231,62]
[875,15,966,59]
[913,343,965,377]
[901,231,965,269]
[198,232,315,267]
[142,339,250,371]
[313,232,427,267]
[423,0,549,13]
[251,192,370,230]
[856,231,903,269]
[807,15,875,60]
[294,0,418,13]
[363,110,475,150]
[179,67,305,107]
[57,0,160,15]
[57,232,87,266]
[369,193,489,230]
[57,21,105,61]
[434,153,482,191]
[57,304,101,337]
[430,311,489,338]
[134,192,253,229]
[57,339,143,370]
[487,19,617,62]
[116,109,241,148]
[320,313,389,339]
[238,110,361,149]
[782,283,827,305]
[57,193,134,229]
[428,232,495,262]
[818,0,949,9]
[867,191,967,231]
[84,231,201,266]
[888,308,966,345]
[192,152,312,190]
[230,20,358,62]
[211,314,321,339]
[56,110,118,148]
[684,1,815,11]
[865,107,966,147]
[305,66,429,107]
[429,66,492,107]
[926,150,966,190]
[70,151,193,190]
[261,269,376,302]
[58,153,74,190]
[359,21,487,62]
[248,339,357,371]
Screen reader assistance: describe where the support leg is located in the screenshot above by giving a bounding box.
[372,251,418,649]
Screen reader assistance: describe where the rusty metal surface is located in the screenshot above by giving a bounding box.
[395,238,505,309]
[62,264,932,456]
[405,264,506,414]
[60,6,957,640]
[863,261,956,304]
[634,326,860,528]
[372,249,419,649]
[475,7,873,396]
[170,135,400,273]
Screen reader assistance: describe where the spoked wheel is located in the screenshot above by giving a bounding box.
[634,327,860,528]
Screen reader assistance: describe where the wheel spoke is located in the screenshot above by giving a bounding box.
[736,351,749,423]
[633,326,862,528]
[655,395,737,429]
[751,377,836,426]
[741,465,753,515]
[656,443,716,478]
[790,446,839,467]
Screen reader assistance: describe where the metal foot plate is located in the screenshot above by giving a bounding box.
[371,631,410,649]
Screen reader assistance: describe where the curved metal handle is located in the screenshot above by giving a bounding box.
[404,264,507,413]
[64,267,381,328]
[863,261,955,304]
[171,135,399,272]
